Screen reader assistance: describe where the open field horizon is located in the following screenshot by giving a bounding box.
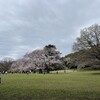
[0,70,100,100]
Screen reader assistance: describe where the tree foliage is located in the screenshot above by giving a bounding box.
[10,44,64,73]
[73,24,100,60]
[0,57,14,72]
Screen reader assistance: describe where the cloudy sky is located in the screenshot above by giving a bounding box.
[0,0,100,59]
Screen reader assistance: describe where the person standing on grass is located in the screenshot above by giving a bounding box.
[56,71,58,74]
[5,71,7,75]
[0,72,1,84]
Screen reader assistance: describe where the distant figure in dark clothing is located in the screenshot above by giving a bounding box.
[56,71,58,74]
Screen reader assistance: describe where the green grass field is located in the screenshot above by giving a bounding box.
[0,70,100,100]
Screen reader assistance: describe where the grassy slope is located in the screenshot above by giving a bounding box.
[0,70,100,100]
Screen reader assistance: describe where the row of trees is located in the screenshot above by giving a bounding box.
[73,24,100,61]
[67,24,100,69]
[0,24,100,72]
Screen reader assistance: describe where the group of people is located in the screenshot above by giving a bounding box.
[0,71,8,75]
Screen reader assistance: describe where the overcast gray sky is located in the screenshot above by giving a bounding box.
[0,0,100,59]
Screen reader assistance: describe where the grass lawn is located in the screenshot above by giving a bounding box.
[0,70,100,100]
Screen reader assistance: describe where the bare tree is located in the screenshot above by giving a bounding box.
[0,57,14,72]
[73,24,100,60]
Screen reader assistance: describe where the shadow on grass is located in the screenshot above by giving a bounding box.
[91,73,100,75]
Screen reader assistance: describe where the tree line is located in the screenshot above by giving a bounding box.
[0,24,100,73]
[66,24,100,69]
